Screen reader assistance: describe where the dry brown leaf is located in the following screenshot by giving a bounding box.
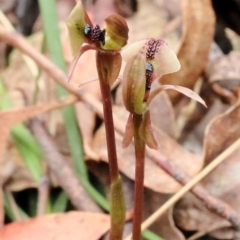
[174,193,230,234]
[206,51,240,103]
[75,101,100,160]
[126,0,177,45]
[157,207,185,240]
[149,87,176,138]
[0,211,110,240]
[160,0,215,103]
[144,189,185,240]
[32,120,101,212]
[0,96,76,161]
[0,97,77,224]
[209,227,235,240]
[192,99,229,144]
[92,106,203,193]
[207,52,240,85]
[174,104,240,239]
[174,146,240,238]
[203,103,240,165]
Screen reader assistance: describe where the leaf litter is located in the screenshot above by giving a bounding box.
[1,0,240,239]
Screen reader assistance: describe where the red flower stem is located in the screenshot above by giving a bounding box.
[96,50,119,181]
[99,75,118,179]
[132,113,146,240]
[96,50,125,240]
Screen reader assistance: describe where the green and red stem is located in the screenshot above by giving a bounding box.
[96,50,126,240]
[132,113,146,240]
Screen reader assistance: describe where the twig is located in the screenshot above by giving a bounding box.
[161,161,240,228]
[37,175,50,215]
[0,26,79,98]
[31,120,101,212]
[1,26,240,236]
[0,10,38,78]
[123,138,240,240]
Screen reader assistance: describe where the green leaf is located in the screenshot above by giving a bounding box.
[52,191,68,213]
[142,230,164,240]
[0,79,43,181]
[4,192,29,221]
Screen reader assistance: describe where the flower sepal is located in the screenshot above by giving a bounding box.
[122,52,147,115]
[139,110,158,149]
[66,0,93,56]
[102,14,129,51]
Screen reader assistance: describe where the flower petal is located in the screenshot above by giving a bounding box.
[67,44,96,82]
[121,39,146,62]
[150,40,180,78]
[148,84,207,107]
[121,38,180,82]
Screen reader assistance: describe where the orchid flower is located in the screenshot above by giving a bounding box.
[66,1,129,87]
[121,39,207,240]
[121,38,206,149]
[66,1,128,55]
[66,2,129,240]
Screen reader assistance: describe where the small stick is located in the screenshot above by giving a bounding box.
[158,160,240,229]
[32,120,101,212]
[37,175,50,216]
[124,138,240,240]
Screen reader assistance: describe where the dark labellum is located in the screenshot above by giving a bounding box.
[145,62,153,90]
[83,24,105,45]
[98,29,106,46]
[91,25,106,46]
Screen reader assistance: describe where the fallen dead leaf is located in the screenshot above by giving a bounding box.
[160,0,215,104]
[207,52,240,86]
[144,189,185,240]
[206,51,240,103]
[0,96,76,162]
[174,103,240,239]
[0,97,77,224]
[32,120,101,212]
[203,103,240,165]
[174,193,230,234]
[92,105,203,193]
[0,211,110,240]
[147,85,176,138]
